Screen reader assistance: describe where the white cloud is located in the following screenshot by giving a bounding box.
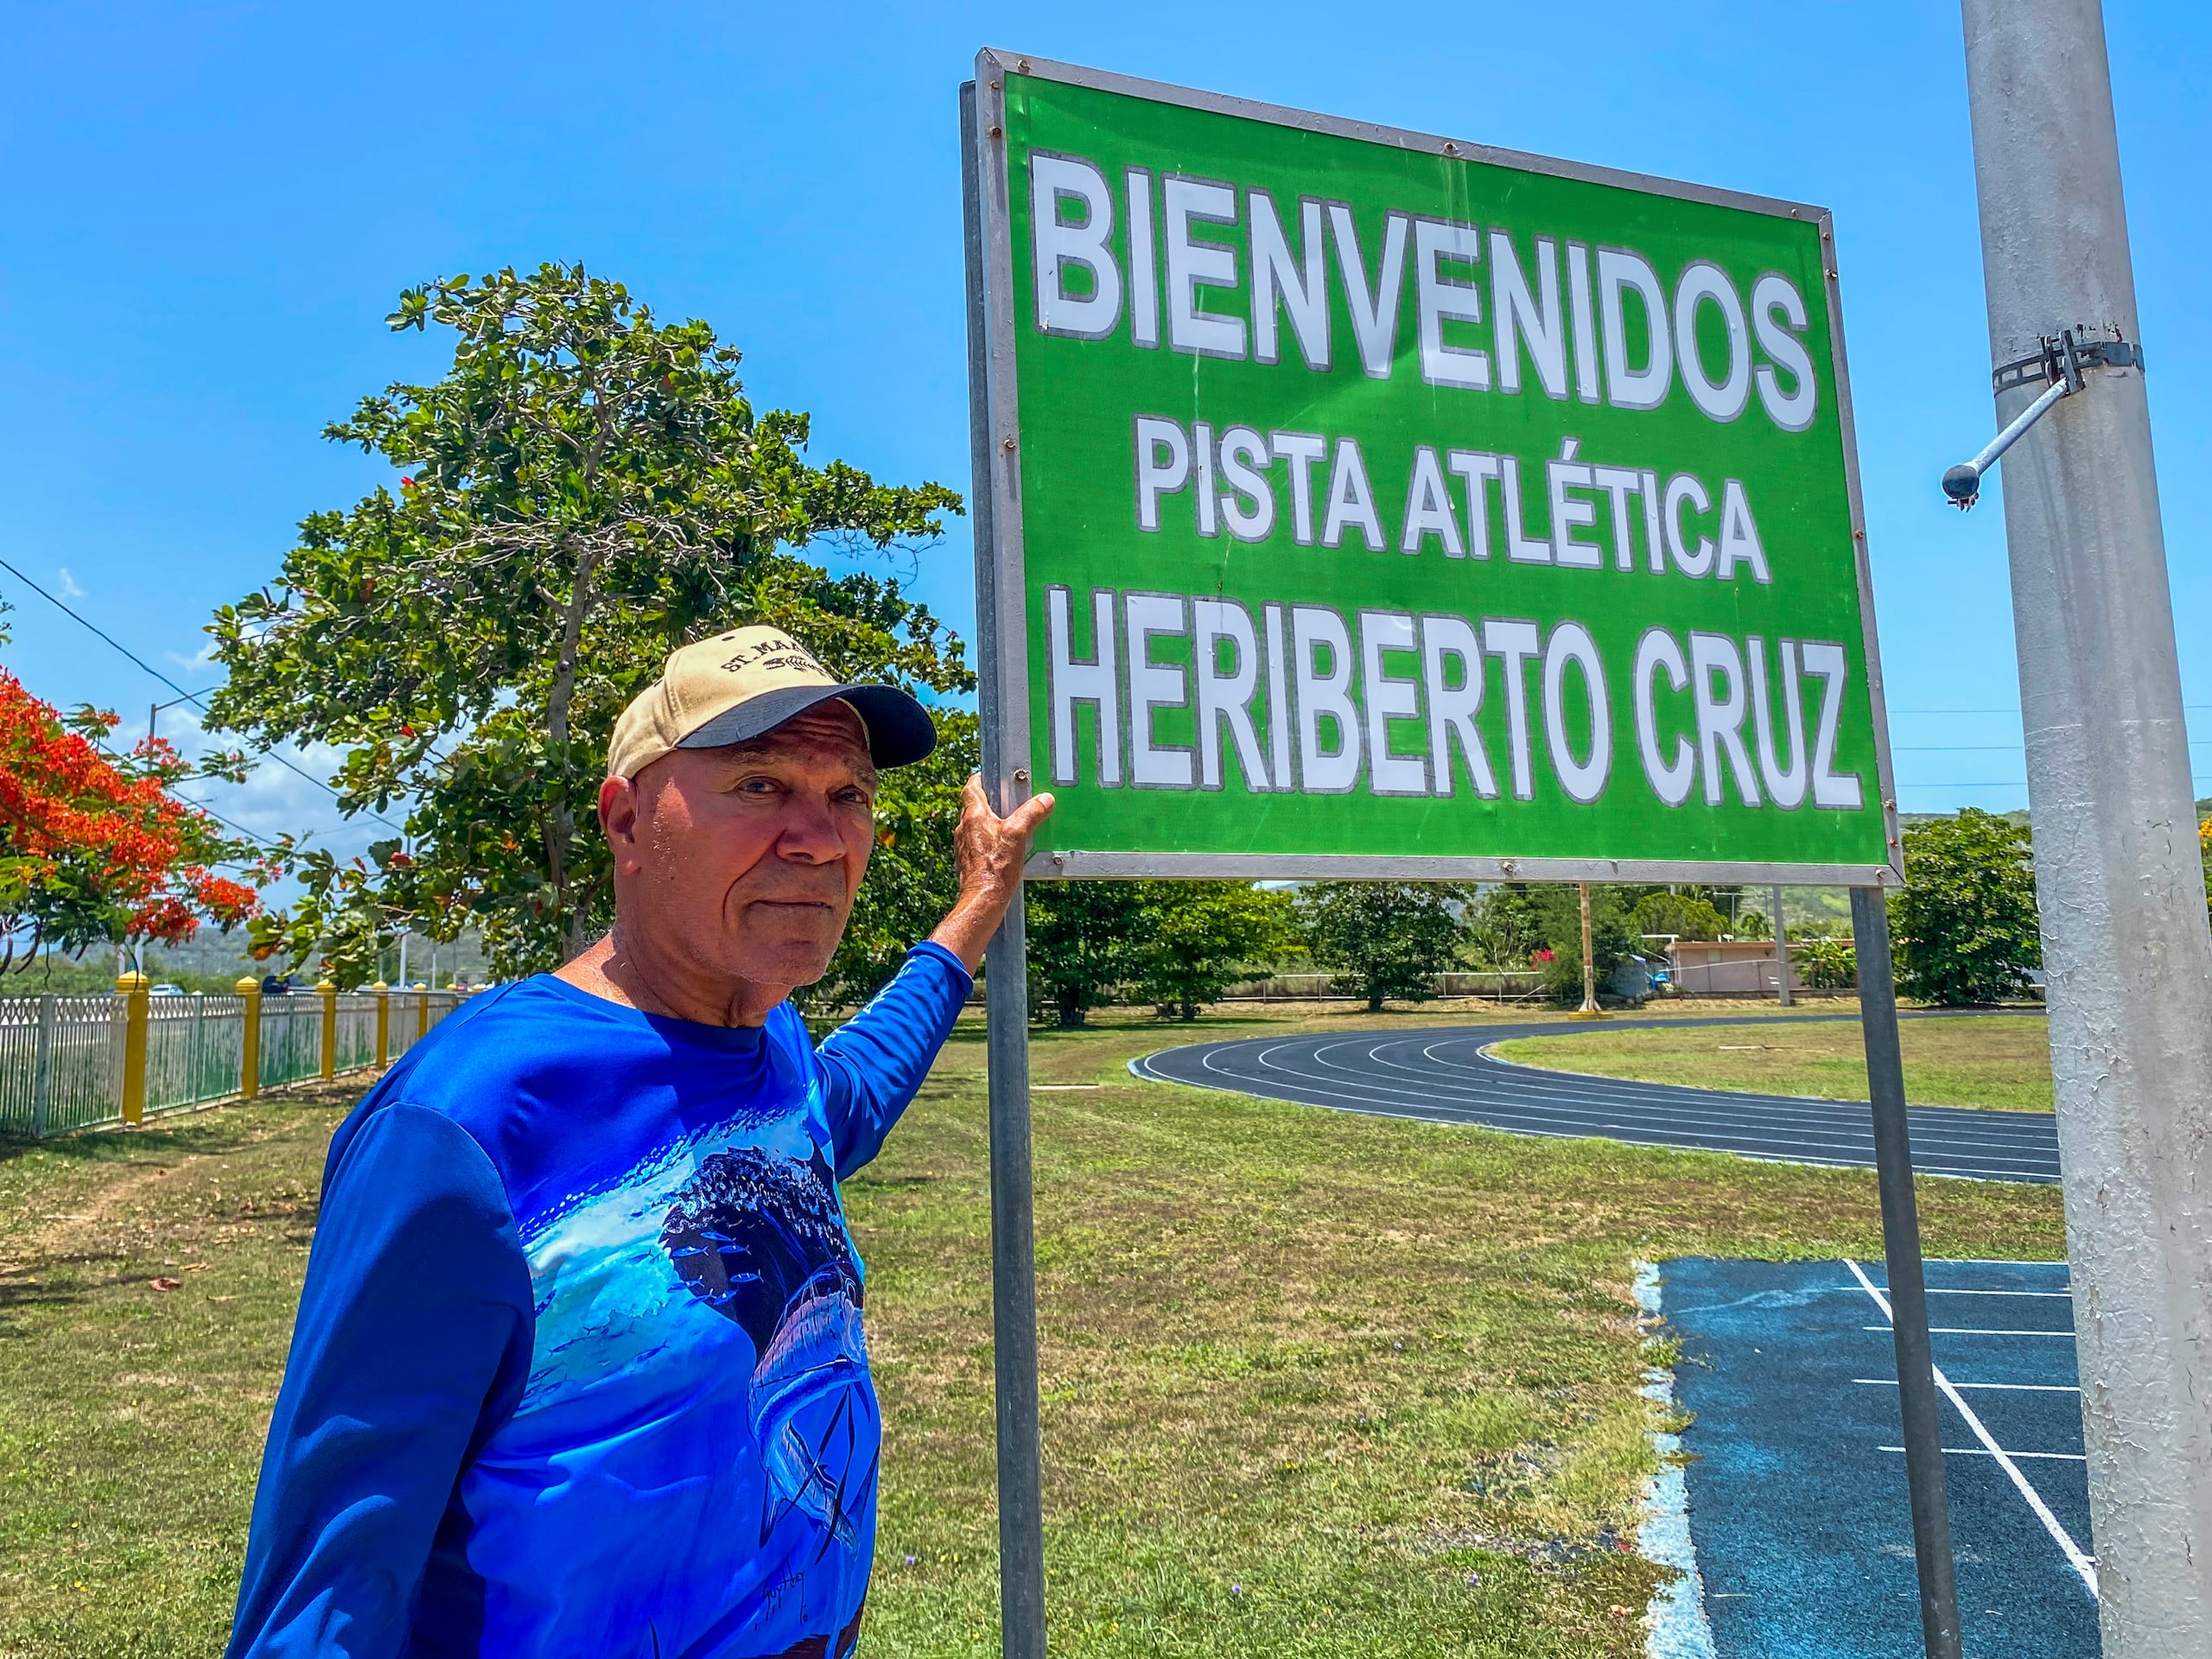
[54,566,84,600]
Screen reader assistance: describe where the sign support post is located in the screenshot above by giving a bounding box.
[963,75,1050,1659]
[1851,887,1961,1659]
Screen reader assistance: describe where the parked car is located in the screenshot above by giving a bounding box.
[259,974,296,995]
[149,982,187,996]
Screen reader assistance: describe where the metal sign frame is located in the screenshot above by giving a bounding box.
[963,46,1904,892]
[960,48,1955,1659]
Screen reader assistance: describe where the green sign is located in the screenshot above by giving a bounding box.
[963,52,1901,885]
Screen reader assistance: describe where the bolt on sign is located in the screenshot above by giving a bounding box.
[963,51,1902,886]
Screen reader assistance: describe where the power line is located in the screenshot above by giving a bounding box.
[1897,741,2212,752]
[168,790,281,849]
[1892,704,2212,715]
[0,552,405,832]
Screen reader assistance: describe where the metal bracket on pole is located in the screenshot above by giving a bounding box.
[1942,327,2145,508]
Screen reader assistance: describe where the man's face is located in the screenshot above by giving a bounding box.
[601,701,877,995]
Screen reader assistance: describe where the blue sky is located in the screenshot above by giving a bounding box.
[3,1,2206,875]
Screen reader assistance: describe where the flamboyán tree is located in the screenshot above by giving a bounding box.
[0,651,260,972]
[206,264,965,984]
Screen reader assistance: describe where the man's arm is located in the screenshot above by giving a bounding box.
[228,1105,533,1659]
[815,776,1052,1177]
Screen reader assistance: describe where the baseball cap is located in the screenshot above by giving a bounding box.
[605,626,937,780]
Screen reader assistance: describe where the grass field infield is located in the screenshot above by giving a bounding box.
[0,1001,2064,1658]
[1491,1012,2054,1112]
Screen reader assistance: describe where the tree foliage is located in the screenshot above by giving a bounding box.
[1792,935,1857,989]
[1134,881,1295,1020]
[1892,810,2041,1006]
[1626,890,1730,942]
[1025,880,1297,1027]
[206,264,964,980]
[0,632,259,970]
[1463,885,1547,972]
[1298,882,1466,1011]
[1026,881,1148,1027]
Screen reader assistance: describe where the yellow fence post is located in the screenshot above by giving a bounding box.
[373,982,390,1066]
[318,980,338,1081]
[116,970,149,1126]
[238,978,261,1098]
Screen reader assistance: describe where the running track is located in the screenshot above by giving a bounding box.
[1132,1014,2060,1184]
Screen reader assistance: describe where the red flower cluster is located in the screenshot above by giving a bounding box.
[0,668,260,960]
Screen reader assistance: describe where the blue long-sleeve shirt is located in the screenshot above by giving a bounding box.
[228,942,974,1659]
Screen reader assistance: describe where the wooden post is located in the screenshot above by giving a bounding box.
[415,983,429,1045]
[372,982,390,1066]
[237,978,261,1098]
[317,981,338,1081]
[1570,882,1606,1020]
[117,970,149,1126]
[1771,882,1794,1007]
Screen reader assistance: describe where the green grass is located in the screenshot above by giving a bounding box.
[0,1003,2066,1657]
[1490,1014,2055,1111]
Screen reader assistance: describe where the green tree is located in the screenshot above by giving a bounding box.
[1298,882,1465,1011]
[1027,881,1147,1027]
[1892,809,2041,1006]
[207,264,963,980]
[1464,884,1547,971]
[1132,881,1295,1020]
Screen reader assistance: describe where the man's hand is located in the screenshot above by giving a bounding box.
[928,774,1056,971]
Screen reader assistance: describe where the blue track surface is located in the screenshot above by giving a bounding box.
[1660,1258,2099,1658]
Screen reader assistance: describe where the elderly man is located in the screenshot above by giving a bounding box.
[227,626,1052,1659]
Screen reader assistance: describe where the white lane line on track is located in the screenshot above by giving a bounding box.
[1282,1039,2052,1159]
[1246,1038,2024,1135]
[1858,1336,2079,1344]
[1416,1034,2062,1141]
[1855,1379,2081,1394]
[1209,1058,2059,1175]
[1880,1446,2087,1462]
[1161,1065,2050,1174]
[1845,1258,2099,1598]
[1919,1288,2074,1298]
[1141,1038,2058,1180]
[1289,1035,2058,1152]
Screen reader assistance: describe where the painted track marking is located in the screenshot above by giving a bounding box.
[1844,1258,2100,1595]
[1136,1017,2061,1183]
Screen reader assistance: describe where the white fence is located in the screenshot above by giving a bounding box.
[0,988,467,1138]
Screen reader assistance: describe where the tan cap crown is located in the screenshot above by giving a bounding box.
[605,626,935,781]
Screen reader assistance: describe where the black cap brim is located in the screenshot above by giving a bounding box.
[675,682,938,768]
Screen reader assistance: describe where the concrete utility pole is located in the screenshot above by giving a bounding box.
[1770,884,1792,1007]
[1959,3,2212,1651]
